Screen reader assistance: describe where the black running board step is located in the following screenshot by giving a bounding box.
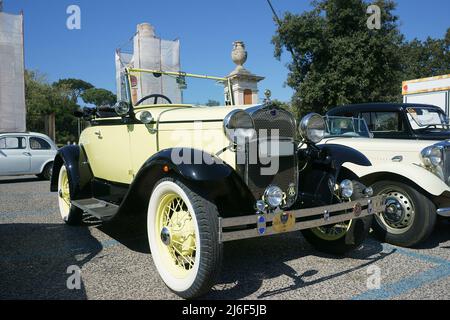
[71,198,118,221]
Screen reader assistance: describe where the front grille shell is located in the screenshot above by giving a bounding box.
[236,105,298,208]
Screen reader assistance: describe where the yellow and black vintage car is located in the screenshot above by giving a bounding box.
[50,68,385,299]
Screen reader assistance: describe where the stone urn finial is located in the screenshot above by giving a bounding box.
[231,41,248,73]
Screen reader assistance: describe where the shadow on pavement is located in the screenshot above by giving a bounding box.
[415,218,450,250]
[97,215,149,254]
[0,223,102,300]
[0,177,41,185]
[204,232,390,300]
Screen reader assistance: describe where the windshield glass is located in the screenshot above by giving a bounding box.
[406,107,450,130]
[324,116,372,138]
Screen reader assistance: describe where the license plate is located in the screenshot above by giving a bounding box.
[272,212,295,233]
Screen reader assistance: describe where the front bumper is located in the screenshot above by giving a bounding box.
[219,195,386,242]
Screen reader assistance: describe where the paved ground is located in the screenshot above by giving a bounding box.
[1,175,449,300]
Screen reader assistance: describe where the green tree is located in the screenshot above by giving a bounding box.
[401,28,450,81]
[272,0,404,115]
[53,78,94,103]
[25,70,80,143]
[81,88,117,107]
[205,99,221,106]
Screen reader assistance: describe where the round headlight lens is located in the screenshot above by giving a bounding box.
[264,185,284,208]
[421,146,443,167]
[139,111,154,124]
[299,113,326,144]
[340,179,354,199]
[223,110,255,145]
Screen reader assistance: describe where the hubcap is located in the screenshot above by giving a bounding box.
[376,188,415,234]
[160,227,171,246]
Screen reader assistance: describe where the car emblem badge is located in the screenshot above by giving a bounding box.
[353,202,362,216]
[287,183,296,197]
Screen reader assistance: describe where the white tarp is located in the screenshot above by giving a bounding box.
[115,23,182,104]
[0,12,26,133]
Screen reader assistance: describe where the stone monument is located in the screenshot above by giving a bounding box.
[225,41,264,105]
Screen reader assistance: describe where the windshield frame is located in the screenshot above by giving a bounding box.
[405,107,450,131]
[124,68,235,110]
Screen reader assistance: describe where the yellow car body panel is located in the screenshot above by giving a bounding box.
[80,104,254,184]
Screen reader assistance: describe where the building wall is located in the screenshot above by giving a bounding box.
[0,12,26,133]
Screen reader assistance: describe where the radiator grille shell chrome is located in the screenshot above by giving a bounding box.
[238,105,297,208]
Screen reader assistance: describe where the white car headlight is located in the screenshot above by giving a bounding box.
[299,113,326,144]
[340,179,354,199]
[223,110,255,145]
[421,146,443,167]
[264,185,284,208]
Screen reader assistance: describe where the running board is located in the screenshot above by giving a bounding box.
[71,198,118,221]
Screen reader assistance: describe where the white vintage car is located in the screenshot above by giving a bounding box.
[0,132,57,180]
[320,116,450,247]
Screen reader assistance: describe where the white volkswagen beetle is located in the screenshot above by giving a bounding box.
[0,132,57,180]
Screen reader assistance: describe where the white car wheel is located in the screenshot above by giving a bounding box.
[147,178,222,299]
[58,165,71,221]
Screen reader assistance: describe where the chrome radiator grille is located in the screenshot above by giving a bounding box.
[239,106,297,207]
[251,107,296,139]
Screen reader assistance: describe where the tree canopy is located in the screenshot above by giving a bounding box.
[81,88,117,107]
[25,71,116,143]
[53,78,94,103]
[272,0,449,115]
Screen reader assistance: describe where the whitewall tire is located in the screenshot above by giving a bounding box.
[147,177,222,299]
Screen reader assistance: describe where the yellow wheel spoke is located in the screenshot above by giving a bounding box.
[156,192,197,273]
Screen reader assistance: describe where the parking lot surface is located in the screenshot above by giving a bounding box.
[1,175,449,300]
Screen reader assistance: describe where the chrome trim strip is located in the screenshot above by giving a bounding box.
[219,195,386,242]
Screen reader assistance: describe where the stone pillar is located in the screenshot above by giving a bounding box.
[225,41,264,106]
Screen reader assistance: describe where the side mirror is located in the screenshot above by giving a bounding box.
[114,101,130,116]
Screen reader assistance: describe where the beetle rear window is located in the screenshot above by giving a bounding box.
[30,137,51,150]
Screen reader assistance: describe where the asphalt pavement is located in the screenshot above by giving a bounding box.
[1,175,449,300]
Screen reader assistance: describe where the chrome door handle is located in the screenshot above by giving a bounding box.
[23,152,31,156]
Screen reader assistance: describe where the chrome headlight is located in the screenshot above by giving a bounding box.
[264,185,284,208]
[139,111,154,124]
[299,113,326,144]
[340,179,354,199]
[421,146,443,167]
[223,109,255,145]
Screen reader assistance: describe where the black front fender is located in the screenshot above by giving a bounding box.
[317,144,371,169]
[116,148,255,218]
[50,145,93,200]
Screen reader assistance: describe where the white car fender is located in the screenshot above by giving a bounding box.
[342,162,450,197]
[38,158,54,174]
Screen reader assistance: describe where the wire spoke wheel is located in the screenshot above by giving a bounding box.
[57,166,71,220]
[156,193,197,274]
[147,178,222,299]
[310,220,353,241]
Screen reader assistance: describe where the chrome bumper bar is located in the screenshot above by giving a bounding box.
[219,195,386,242]
[437,207,450,217]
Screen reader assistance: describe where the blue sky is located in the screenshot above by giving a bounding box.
[3,0,450,104]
